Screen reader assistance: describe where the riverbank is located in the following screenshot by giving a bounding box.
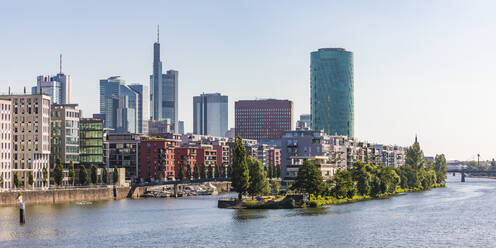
[0,181,232,206]
[0,176,489,247]
[0,187,130,206]
[224,183,446,209]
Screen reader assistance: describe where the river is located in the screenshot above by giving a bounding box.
[0,174,495,247]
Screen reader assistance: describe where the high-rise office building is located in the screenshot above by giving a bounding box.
[193,93,228,137]
[129,84,149,134]
[100,77,148,134]
[297,114,311,129]
[235,99,293,141]
[31,55,71,105]
[0,94,51,189]
[150,26,179,132]
[311,48,354,137]
[178,121,184,134]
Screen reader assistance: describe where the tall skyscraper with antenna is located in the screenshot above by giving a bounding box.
[32,54,71,105]
[150,25,179,132]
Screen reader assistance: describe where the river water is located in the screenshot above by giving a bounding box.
[0,174,495,247]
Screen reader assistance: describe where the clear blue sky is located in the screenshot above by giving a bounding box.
[2,0,495,161]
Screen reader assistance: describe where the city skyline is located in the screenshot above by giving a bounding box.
[2,1,496,160]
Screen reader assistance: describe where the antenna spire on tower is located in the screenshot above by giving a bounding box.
[157,24,160,43]
[59,54,62,74]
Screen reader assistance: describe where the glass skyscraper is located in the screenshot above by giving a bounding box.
[311,48,354,137]
[150,26,179,132]
[31,55,71,105]
[193,93,228,137]
[129,84,149,134]
[100,77,147,134]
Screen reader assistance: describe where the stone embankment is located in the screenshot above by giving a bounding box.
[0,187,130,206]
[0,181,232,206]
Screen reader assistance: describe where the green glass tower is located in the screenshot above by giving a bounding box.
[311,48,354,137]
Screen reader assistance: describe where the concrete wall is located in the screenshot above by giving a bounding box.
[0,181,232,205]
[0,187,130,206]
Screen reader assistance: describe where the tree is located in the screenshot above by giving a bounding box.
[406,143,425,170]
[227,165,232,178]
[207,165,214,179]
[186,164,192,180]
[267,165,273,179]
[177,163,184,180]
[13,173,20,189]
[28,172,34,187]
[91,165,98,184]
[352,162,372,196]
[42,166,48,187]
[381,167,401,194]
[291,160,326,196]
[433,154,447,184]
[79,166,89,186]
[214,165,220,178]
[370,167,401,197]
[270,180,280,194]
[398,165,421,189]
[102,167,108,185]
[200,164,206,179]
[193,164,199,179]
[247,157,270,197]
[330,169,356,199]
[231,136,250,200]
[276,164,281,178]
[113,166,119,185]
[0,174,3,188]
[69,161,75,186]
[53,156,64,186]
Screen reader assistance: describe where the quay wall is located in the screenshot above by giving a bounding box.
[0,187,130,206]
[0,181,232,205]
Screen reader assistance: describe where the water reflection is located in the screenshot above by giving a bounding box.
[294,207,330,216]
[1,177,496,247]
[232,209,268,221]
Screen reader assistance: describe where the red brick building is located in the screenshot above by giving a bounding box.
[139,138,175,181]
[197,147,217,167]
[268,148,281,167]
[235,99,293,140]
[174,147,198,179]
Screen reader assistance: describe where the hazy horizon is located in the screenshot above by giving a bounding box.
[2,0,496,161]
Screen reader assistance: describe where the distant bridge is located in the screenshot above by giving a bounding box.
[447,169,496,182]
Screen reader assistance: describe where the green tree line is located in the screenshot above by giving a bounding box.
[292,143,448,200]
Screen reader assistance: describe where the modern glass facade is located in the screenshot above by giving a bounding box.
[100,77,145,133]
[311,48,354,137]
[32,73,71,105]
[150,28,179,132]
[129,84,149,134]
[79,118,104,167]
[193,93,228,137]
